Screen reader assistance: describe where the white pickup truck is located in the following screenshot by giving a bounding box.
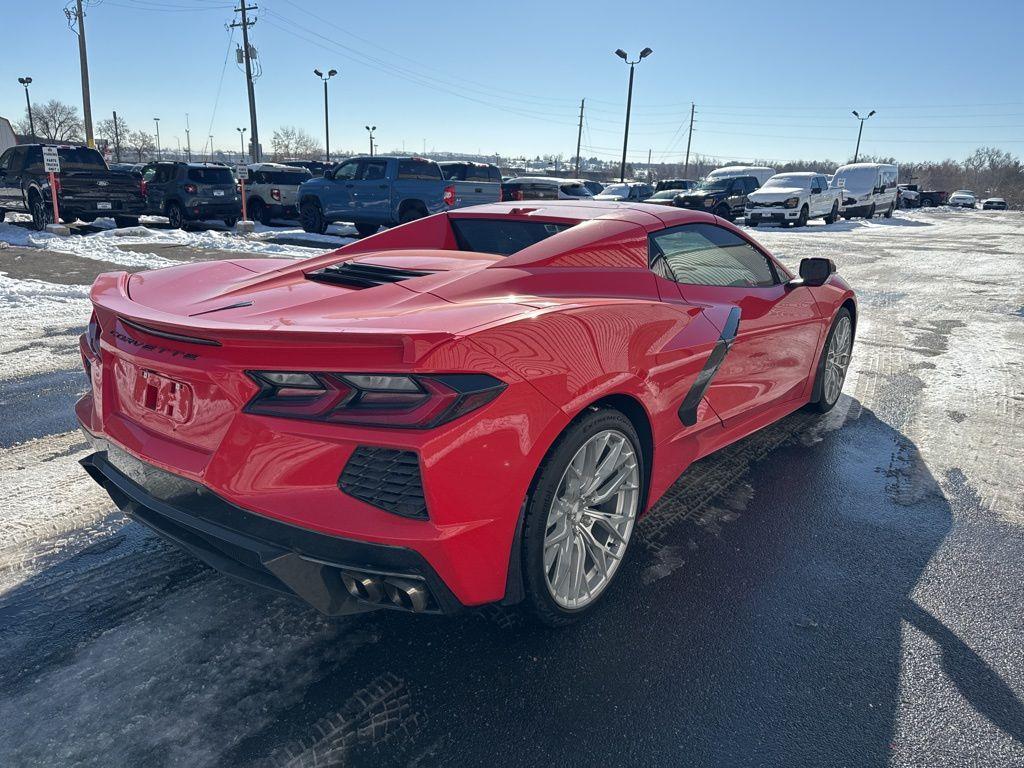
[744,172,842,227]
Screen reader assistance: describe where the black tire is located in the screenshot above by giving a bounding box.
[865,203,876,220]
[29,193,51,231]
[805,307,854,414]
[223,216,238,227]
[398,203,427,225]
[713,203,733,222]
[78,215,96,223]
[114,216,139,228]
[0,209,5,223]
[921,198,935,208]
[883,203,894,219]
[165,201,185,229]
[747,220,758,227]
[521,407,644,627]
[249,199,268,226]
[354,222,379,237]
[300,200,327,234]
[794,205,809,227]
[824,201,839,224]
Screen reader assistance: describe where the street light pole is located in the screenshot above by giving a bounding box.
[614,47,653,182]
[153,117,161,161]
[17,77,35,138]
[365,125,376,156]
[237,127,247,161]
[314,69,338,163]
[185,113,192,162]
[851,109,876,163]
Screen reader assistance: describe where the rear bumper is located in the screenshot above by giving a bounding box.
[62,198,146,217]
[80,436,464,616]
[185,200,242,220]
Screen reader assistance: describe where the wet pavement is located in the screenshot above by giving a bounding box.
[1,209,1022,766]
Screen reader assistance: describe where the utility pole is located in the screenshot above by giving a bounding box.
[647,147,652,180]
[185,113,192,162]
[112,110,121,162]
[574,98,584,178]
[231,0,260,161]
[208,135,214,162]
[154,117,161,160]
[683,102,695,178]
[366,126,376,156]
[67,0,95,147]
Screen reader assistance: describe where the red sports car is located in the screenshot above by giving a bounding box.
[77,201,855,625]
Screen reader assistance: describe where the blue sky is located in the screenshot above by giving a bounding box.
[3,0,1023,163]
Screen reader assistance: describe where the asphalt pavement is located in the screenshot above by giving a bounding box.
[0,210,1022,767]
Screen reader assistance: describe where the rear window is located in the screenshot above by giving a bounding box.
[27,146,107,172]
[559,183,591,197]
[451,218,572,256]
[440,163,467,180]
[256,169,311,184]
[398,159,443,181]
[187,167,234,184]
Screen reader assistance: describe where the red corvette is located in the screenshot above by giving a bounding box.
[77,201,855,624]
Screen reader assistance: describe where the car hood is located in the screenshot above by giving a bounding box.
[949,193,975,199]
[593,194,627,200]
[747,187,805,203]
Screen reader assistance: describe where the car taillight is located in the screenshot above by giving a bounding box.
[270,187,281,201]
[244,371,505,429]
[86,311,101,357]
[184,183,198,194]
[52,176,62,195]
[443,184,455,206]
[140,179,148,196]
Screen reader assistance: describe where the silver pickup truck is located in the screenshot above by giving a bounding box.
[438,161,502,207]
[745,172,842,227]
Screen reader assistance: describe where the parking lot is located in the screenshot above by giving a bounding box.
[1,208,1023,766]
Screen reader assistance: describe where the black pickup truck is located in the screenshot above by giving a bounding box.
[0,144,146,230]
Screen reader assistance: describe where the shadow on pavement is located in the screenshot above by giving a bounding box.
[2,402,1007,767]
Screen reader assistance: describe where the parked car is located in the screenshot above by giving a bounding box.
[500,176,593,202]
[139,161,241,228]
[655,178,696,192]
[674,175,760,222]
[897,184,947,208]
[832,163,899,219]
[244,162,312,224]
[745,172,842,227]
[0,143,146,229]
[947,189,977,208]
[77,201,856,625]
[643,189,685,206]
[705,166,776,187]
[578,179,605,196]
[982,197,1008,210]
[594,182,654,202]
[281,159,331,177]
[438,161,502,207]
[298,155,455,237]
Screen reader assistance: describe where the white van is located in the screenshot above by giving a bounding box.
[0,117,16,155]
[832,163,899,219]
[705,165,776,187]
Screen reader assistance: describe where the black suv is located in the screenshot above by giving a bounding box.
[674,175,759,222]
[140,162,241,228]
[0,144,145,230]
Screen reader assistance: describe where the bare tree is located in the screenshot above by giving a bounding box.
[96,114,131,161]
[126,129,156,162]
[271,126,323,160]
[15,99,84,141]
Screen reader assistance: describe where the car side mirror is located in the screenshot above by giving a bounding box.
[323,168,335,180]
[795,257,837,287]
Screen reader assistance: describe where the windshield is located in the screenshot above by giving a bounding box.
[601,184,630,196]
[762,175,809,189]
[258,169,311,184]
[649,190,679,199]
[694,179,732,192]
[188,167,234,184]
[833,167,876,191]
[450,218,573,256]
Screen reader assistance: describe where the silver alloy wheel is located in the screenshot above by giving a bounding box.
[543,429,640,610]
[823,315,853,405]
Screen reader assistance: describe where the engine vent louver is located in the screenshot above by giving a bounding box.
[339,447,428,520]
[305,262,433,289]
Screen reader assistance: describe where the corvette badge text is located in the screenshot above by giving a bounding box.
[112,330,200,361]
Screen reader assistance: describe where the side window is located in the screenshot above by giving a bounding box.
[359,159,388,180]
[467,165,490,182]
[650,223,778,288]
[8,147,27,172]
[24,147,43,174]
[488,166,502,183]
[397,160,442,180]
[743,178,758,194]
[333,160,360,180]
[0,149,12,171]
[530,183,556,200]
[141,165,157,182]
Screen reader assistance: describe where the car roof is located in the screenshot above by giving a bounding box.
[449,200,718,227]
